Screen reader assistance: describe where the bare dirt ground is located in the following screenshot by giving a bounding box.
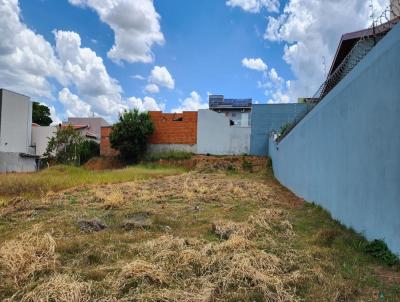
[0,166,399,301]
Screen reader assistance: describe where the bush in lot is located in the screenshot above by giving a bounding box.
[110,110,154,163]
[365,239,399,266]
[79,140,100,164]
[44,125,85,166]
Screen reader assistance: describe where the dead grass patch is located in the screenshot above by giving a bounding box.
[0,228,57,286]
[16,274,92,302]
[115,232,308,301]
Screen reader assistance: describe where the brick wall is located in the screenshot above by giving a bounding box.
[100,127,119,157]
[149,111,198,145]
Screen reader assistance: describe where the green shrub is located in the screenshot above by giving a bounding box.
[80,140,100,164]
[110,110,154,163]
[144,151,193,162]
[241,159,253,172]
[365,239,399,266]
[278,123,291,137]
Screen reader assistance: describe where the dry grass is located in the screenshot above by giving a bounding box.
[16,274,92,302]
[0,228,57,286]
[111,231,306,302]
[1,165,399,301]
[0,164,184,200]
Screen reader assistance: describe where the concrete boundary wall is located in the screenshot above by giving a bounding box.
[148,144,197,153]
[269,23,400,254]
[197,110,250,155]
[250,104,312,156]
[0,152,37,173]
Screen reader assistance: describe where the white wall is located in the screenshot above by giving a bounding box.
[31,126,57,156]
[0,89,32,153]
[0,152,37,172]
[197,110,250,155]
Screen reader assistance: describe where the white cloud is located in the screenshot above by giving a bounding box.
[148,66,175,89]
[128,96,164,112]
[242,57,268,71]
[54,30,126,118]
[48,105,62,125]
[69,0,164,63]
[0,0,65,98]
[145,83,160,94]
[226,0,279,13]
[58,88,92,117]
[172,91,208,113]
[264,0,388,99]
[133,74,145,80]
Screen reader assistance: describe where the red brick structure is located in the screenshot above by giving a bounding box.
[148,111,197,145]
[100,126,119,157]
[100,111,198,157]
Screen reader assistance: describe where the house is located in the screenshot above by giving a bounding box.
[209,95,252,127]
[0,89,38,172]
[67,117,110,142]
[31,124,57,157]
[321,6,400,98]
[61,124,98,141]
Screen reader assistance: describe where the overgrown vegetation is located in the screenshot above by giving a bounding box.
[0,165,183,200]
[79,140,100,164]
[365,239,399,266]
[144,150,193,162]
[0,164,399,301]
[44,125,89,166]
[278,122,291,138]
[110,110,154,163]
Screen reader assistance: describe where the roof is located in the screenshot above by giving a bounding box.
[68,117,110,127]
[328,16,400,77]
[61,124,89,130]
[85,131,97,138]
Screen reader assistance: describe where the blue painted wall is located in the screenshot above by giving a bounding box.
[250,103,311,156]
[269,23,400,255]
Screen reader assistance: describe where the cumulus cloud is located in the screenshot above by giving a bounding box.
[264,0,388,99]
[69,0,164,63]
[0,0,64,98]
[148,66,175,89]
[54,30,126,118]
[172,91,208,113]
[128,96,164,112]
[226,0,279,13]
[145,83,160,94]
[58,88,92,117]
[242,57,268,71]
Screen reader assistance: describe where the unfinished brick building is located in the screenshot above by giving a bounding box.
[100,111,198,157]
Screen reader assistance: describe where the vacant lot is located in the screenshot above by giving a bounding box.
[0,163,399,301]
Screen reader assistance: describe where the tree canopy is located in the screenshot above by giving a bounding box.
[32,102,53,126]
[109,110,154,163]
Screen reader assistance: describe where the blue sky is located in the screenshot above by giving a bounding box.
[0,0,388,122]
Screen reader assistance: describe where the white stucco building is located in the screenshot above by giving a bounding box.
[0,89,38,172]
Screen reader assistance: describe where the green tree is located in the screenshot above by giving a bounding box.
[109,110,154,163]
[32,102,53,126]
[44,125,85,165]
[80,140,100,164]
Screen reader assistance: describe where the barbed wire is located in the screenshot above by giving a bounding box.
[276,1,400,143]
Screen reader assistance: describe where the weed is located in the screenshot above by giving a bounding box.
[242,159,253,172]
[0,164,183,200]
[365,240,399,266]
[144,150,193,162]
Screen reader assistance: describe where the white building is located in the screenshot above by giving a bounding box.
[0,89,38,172]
